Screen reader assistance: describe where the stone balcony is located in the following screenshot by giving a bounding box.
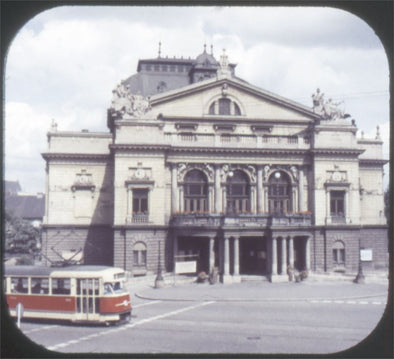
[170,212,312,228]
[164,133,310,150]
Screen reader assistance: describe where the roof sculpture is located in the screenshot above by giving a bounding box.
[311,88,350,120]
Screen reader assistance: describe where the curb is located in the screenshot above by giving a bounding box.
[135,291,388,303]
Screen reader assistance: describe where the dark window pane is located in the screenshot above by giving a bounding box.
[218,98,231,115]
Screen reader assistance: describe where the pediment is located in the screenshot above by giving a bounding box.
[149,77,318,123]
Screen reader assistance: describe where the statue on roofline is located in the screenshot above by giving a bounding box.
[110,82,151,117]
[312,88,350,120]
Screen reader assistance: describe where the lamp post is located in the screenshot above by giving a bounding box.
[354,237,365,284]
[155,240,165,288]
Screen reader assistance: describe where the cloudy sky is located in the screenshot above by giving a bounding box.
[4,5,390,193]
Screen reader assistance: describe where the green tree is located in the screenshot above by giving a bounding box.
[5,210,40,254]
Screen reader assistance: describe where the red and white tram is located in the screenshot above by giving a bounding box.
[4,265,132,325]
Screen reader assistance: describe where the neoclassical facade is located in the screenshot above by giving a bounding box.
[41,47,388,282]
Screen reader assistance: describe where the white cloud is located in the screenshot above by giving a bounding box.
[4,6,390,193]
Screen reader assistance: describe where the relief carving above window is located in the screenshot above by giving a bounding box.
[71,170,95,192]
[177,163,214,183]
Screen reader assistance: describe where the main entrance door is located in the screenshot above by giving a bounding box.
[76,278,100,321]
[239,237,267,275]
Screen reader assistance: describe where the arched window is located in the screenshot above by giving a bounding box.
[209,102,215,115]
[133,242,147,267]
[208,98,242,116]
[332,241,345,267]
[234,102,241,116]
[184,170,208,213]
[227,170,250,213]
[268,171,292,214]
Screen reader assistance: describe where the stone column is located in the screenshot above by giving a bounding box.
[215,165,221,213]
[271,237,277,275]
[173,236,178,273]
[264,187,269,213]
[224,237,230,276]
[179,187,184,213]
[171,164,178,214]
[305,237,311,271]
[209,237,215,271]
[292,186,297,212]
[298,167,304,212]
[345,190,349,223]
[126,187,132,222]
[208,186,214,213]
[233,237,240,276]
[222,187,227,214]
[326,190,330,224]
[288,236,294,268]
[257,166,263,213]
[281,237,287,275]
[250,186,256,213]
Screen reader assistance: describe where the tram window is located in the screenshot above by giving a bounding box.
[104,283,114,295]
[11,277,28,294]
[31,278,49,294]
[52,278,71,295]
[104,281,124,295]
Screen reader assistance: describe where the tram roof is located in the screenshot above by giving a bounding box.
[4,265,124,277]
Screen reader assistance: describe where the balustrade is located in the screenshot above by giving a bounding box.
[163,132,308,149]
[171,212,311,227]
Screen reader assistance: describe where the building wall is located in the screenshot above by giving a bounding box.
[113,151,167,226]
[312,226,388,274]
[41,226,113,266]
[113,228,167,275]
[359,166,386,224]
[46,160,113,225]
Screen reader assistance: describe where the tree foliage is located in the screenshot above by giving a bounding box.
[4,210,40,254]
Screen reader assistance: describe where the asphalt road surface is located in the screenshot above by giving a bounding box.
[8,280,389,356]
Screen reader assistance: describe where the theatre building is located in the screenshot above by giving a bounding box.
[41,46,388,282]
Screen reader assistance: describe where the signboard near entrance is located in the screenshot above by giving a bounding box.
[175,261,197,274]
[360,249,373,261]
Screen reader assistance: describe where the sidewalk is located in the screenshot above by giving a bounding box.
[129,273,389,303]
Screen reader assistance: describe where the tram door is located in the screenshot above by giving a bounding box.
[76,278,100,320]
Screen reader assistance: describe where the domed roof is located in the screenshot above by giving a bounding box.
[194,45,219,67]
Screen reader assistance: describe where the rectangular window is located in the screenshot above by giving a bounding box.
[333,249,345,265]
[133,250,147,266]
[330,191,345,216]
[11,277,28,294]
[31,277,49,294]
[218,98,231,115]
[52,278,71,295]
[133,189,149,214]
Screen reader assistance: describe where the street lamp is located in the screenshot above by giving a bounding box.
[354,237,365,284]
[155,240,165,288]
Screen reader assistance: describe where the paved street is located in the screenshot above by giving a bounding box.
[8,277,390,355]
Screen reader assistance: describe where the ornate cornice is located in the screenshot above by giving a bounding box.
[109,144,171,152]
[311,148,364,156]
[359,159,389,166]
[42,153,110,161]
